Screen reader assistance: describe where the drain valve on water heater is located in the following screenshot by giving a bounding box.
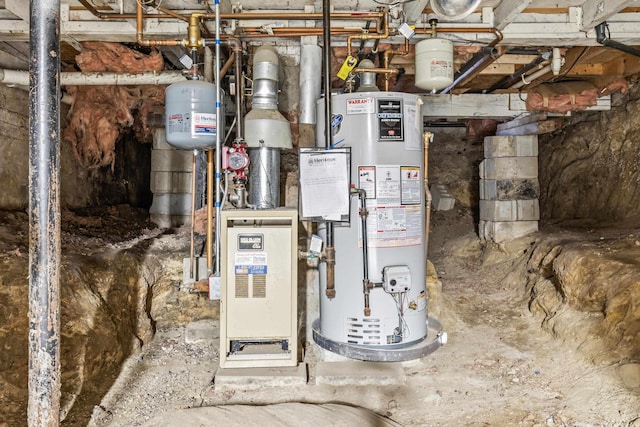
[382,265,412,293]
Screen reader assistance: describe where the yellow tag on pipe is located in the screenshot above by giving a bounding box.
[337,55,358,80]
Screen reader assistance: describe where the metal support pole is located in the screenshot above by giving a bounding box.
[214,0,222,276]
[28,0,61,426]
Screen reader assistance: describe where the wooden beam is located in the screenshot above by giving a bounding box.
[496,118,563,136]
[494,0,534,30]
[5,0,30,24]
[579,0,640,31]
[480,63,516,75]
[402,0,430,24]
[496,112,547,132]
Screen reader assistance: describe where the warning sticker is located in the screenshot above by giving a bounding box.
[167,113,188,134]
[358,166,376,199]
[431,59,453,79]
[401,166,421,205]
[234,252,267,275]
[191,112,217,136]
[362,205,422,248]
[346,97,375,114]
[375,166,401,205]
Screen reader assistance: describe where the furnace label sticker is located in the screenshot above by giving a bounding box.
[375,165,401,205]
[401,166,421,205]
[346,97,375,114]
[238,234,263,251]
[234,252,267,275]
[191,112,217,136]
[358,166,376,199]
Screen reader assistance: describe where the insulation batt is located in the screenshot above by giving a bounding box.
[526,79,628,113]
[63,42,166,169]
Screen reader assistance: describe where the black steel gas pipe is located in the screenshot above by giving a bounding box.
[28,0,62,426]
[323,0,337,299]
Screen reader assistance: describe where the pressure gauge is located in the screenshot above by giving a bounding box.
[227,150,249,171]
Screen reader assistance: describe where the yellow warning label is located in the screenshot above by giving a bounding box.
[337,55,358,80]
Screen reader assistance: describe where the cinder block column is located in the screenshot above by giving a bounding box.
[479,135,539,242]
[149,129,202,228]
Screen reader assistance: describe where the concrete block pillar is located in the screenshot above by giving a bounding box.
[149,129,204,228]
[479,135,539,243]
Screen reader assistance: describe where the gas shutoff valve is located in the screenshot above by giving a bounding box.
[382,265,411,293]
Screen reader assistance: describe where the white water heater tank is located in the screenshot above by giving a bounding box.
[415,38,454,91]
[165,80,220,150]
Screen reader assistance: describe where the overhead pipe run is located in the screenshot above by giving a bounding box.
[0,69,186,87]
[596,22,640,58]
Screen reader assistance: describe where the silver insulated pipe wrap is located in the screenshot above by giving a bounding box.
[244,45,292,208]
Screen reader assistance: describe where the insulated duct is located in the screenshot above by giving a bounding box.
[244,45,292,208]
[299,44,323,124]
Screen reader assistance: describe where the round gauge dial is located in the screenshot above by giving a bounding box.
[228,151,249,170]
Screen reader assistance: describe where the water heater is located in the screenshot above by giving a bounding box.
[315,92,430,357]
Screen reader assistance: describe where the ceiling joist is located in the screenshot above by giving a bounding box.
[579,0,640,31]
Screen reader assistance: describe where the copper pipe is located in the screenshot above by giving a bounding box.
[157,6,189,22]
[325,246,336,299]
[190,151,197,280]
[382,38,410,91]
[136,1,181,47]
[347,12,389,56]
[423,132,432,279]
[220,52,235,79]
[241,27,375,34]
[206,150,214,271]
[352,67,398,75]
[83,1,384,22]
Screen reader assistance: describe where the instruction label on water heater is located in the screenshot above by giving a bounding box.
[358,164,422,248]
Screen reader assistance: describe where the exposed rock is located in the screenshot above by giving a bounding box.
[0,209,215,426]
[539,84,640,223]
[503,230,640,367]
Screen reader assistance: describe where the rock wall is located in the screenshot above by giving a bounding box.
[539,86,640,223]
[502,229,640,367]
[0,85,151,211]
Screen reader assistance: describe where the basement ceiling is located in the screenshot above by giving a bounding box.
[1,1,640,95]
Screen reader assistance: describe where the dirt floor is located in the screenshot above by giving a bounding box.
[85,206,637,426]
[1,204,638,426]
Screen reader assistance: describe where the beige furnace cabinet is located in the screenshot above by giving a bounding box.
[219,209,298,368]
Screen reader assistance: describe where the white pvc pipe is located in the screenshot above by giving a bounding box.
[0,69,186,86]
[510,64,552,90]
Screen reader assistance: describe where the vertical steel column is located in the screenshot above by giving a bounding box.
[28,0,61,426]
[323,0,336,297]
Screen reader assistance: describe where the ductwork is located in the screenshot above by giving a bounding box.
[244,45,292,209]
